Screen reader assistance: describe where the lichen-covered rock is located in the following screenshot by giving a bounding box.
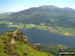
[5,29,28,44]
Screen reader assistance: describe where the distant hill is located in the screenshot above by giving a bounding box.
[1,5,75,27]
[0,12,15,15]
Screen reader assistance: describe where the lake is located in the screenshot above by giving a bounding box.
[0,28,75,48]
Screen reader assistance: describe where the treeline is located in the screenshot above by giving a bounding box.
[35,44,75,56]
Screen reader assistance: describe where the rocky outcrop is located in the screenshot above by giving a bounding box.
[5,29,28,44]
[3,30,29,56]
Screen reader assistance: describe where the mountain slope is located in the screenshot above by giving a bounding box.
[5,5,75,27]
[0,30,52,56]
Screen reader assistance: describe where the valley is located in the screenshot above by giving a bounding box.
[0,5,75,56]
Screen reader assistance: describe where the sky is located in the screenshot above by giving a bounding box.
[0,0,75,13]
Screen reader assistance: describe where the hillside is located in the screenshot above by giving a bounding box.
[0,30,52,56]
[4,5,75,28]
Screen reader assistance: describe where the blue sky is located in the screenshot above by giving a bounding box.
[0,0,75,13]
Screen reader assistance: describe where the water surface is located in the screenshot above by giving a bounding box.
[0,28,75,48]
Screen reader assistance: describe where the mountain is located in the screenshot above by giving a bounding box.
[0,5,75,27]
[0,12,15,15]
[0,30,52,56]
[11,5,75,16]
[6,5,75,27]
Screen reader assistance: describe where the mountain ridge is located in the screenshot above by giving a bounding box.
[10,5,75,16]
[0,5,75,27]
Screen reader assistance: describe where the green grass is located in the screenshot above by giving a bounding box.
[8,25,24,29]
[0,31,53,56]
[0,39,8,56]
[15,40,52,56]
[0,34,10,41]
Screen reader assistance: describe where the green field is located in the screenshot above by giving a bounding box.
[0,20,75,36]
[7,24,75,36]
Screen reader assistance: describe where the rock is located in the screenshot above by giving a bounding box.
[5,29,28,44]
[10,38,16,44]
